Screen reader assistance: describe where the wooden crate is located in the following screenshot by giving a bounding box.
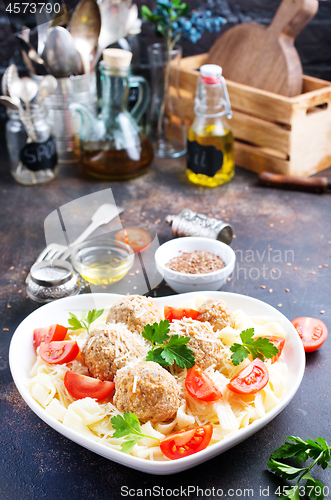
[172,53,331,176]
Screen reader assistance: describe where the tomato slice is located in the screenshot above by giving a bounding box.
[291,317,328,352]
[164,306,199,322]
[64,371,115,401]
[255,336,285,363]
[159,424,213,460]
[227,359,269,395]
[33,324,68,350]
[39,341,79,364]
[115,228,152,253]
[185,365,223,402]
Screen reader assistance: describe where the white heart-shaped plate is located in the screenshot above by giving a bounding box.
[9,292,305,475]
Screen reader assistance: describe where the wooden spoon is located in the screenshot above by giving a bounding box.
[206,0,318,97]
[69,0,101,73]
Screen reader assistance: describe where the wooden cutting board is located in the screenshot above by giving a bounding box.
[206,0,318,97]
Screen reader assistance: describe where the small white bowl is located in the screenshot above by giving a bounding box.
[154,237,236,293]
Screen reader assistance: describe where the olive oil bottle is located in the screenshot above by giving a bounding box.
[187,64,235,188]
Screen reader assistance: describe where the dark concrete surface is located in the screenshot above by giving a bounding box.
[0,139,331,499]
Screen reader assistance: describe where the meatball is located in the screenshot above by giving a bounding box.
[106,295,162,334]
[197,299,235,333]
[113,361,180,423]
[169,318,224,370]
[82,324,147,381]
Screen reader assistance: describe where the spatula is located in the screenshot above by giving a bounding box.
[206,0,318,97]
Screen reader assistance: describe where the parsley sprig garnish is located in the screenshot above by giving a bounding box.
[111,412,159,454]
[142,320,195,369]
[268,436,331,500]
[230,328,279,366]
[67,309,104,335]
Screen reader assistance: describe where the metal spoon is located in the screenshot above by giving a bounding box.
[19,77,39,112]
[70,0,101,73]
[0,96,19,111]
[7,69,38,142]
[95,0,130,63]
[38,75,58,106]
[42,27,80,77]
[50,4,72,27]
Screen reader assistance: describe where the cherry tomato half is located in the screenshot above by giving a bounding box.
[291,317,328,352]
[33,324,68,350]
[64,371,115,401]
[227,359,269,395]
[185,365,223,402]
[39,341,79,364]
[257,336,285,363]
[159,424,213,460]
[164,306,199,323]
[115,228,152,253]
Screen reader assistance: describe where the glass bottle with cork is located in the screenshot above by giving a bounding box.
[187,64,234,188]
[71,49,154,180]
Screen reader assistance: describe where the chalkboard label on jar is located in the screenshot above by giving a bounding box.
[187,140,223,177]
[20,136,58,172]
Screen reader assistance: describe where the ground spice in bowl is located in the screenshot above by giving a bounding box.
[166,251,226,274]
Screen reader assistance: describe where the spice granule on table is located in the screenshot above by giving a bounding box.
[166,251,226,274]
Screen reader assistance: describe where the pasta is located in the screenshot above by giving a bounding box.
[28,295,288,461]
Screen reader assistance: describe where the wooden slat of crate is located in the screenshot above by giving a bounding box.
[174,53,331,176]
[169,90,291,155]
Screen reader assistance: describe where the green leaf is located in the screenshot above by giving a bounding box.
[248,336,279,360]
[120,435,141,454]
[175,2,189,14]
[86,308,104,326]
[146,347,169,367]
[230,327,279,365]
[161,335,195,368]
[302,472,325,500]
[230,343,249,366]
[67,309,104,333]
[271,437,310,462]
[111,412,159,454]
[67,315,83,330]
[111,412,141,438]
[142,320,170,345]
[286,488,301,500]
[141,5,154,21]
[267,459,303,480]
[240,327,255,344]
[315,438,331,469]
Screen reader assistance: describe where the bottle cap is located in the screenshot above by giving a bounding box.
[102,48,133,69]
[200,64,223,78]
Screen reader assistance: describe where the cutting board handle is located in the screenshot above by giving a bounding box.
[268,0,318,39]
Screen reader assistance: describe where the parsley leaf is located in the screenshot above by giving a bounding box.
[268,436,331,500]
[142,321,195,369]
[230,328,279,366]
[162,335,195,368]
[111,412,159,454]
[143,320,170,345]
[67,308,104,334]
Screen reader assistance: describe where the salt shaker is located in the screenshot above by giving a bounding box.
[166,208,233,245]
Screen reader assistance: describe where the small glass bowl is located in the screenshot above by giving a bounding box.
[71,238,134,286]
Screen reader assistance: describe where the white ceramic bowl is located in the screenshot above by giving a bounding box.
[9,292,305,475]
[154,237,236,293]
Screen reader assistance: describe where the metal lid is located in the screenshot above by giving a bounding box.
[216,223,233,245]
[30,259,74,287]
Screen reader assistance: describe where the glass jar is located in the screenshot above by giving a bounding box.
[6,106,58,185]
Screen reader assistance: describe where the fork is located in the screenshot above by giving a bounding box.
[36,203,124,262]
